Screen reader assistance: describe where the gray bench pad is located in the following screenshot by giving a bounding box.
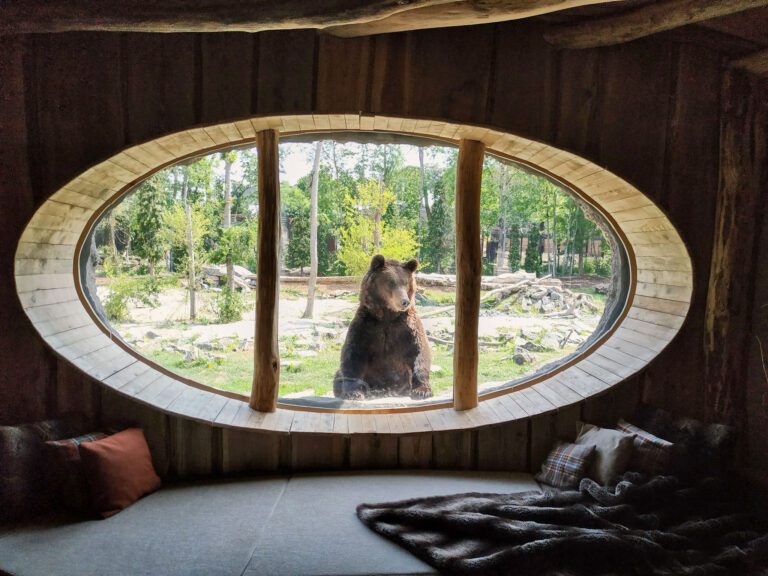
[0,471,539,576]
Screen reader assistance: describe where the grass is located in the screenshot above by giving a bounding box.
[146,338,579,400]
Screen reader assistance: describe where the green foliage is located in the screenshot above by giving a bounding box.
[524,226,542,274]
[103,275,161,322]
[131,175,168,273]
[508,223,521,272]
[212,288,248,323]
[422,180,452,273]
[337,180,419,275]
[285,210,310,272]
[161,203,210,273]
[595,256,612,277]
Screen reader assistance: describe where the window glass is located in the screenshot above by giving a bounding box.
[82,135,624,410]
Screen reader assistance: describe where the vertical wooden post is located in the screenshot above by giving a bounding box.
[453,139,485,411]
[250,129,281,412]
[704,70,768,424]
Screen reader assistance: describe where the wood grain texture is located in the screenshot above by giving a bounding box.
[704,70,768,423]
[3,25,713,480]
[327,0,621,37]
[453,139,485,411]
[0,0,458,34]
[545,0,768,49]
[0,36,55,424]
[250,130,281,412]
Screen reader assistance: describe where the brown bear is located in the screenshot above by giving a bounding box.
[334,255,432,400]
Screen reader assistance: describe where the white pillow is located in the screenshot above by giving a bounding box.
[574,422,635,485]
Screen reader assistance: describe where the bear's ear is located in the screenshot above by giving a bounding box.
[370,254,386,271]
[403,259,418,272]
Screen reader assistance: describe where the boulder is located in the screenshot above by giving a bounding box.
[512,348,534,365]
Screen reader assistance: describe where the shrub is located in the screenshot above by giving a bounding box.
[595,256,612,277]
[102,275,161,322]
[213,288,247,323]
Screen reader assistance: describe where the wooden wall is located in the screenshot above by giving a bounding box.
[0,22,764,480]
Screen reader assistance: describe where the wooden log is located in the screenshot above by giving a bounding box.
[545,0,768,49]
[250,130,281,413]
[704,70,768,423]
[0,0,458,34]
[326,0,621,37]
[453,139,484,411]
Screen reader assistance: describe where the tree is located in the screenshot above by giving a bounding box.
[131,174,167,276]
[302,140,322,319]
[221,150,236,290]
[337,179,419,276]
[508,223,521,272]
[423,179,451,273]
[524,225,542,274]
[285,212,310,273]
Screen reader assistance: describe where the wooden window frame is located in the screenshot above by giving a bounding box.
[15,114,693,432]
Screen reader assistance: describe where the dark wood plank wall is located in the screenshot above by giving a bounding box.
[0,22,764,480]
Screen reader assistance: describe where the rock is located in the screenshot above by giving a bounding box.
[237,338,253,352]
[520,328,539,341]
[145,330,161,339]
[314,327,337,340]
[541,334,561,351]
[212,354,226,364]
[183,348,198,362]
[549,290,563,302]
[430,365,444,373]
[512,348,534,365]
[521,340,545,352]
[196,341,214,351]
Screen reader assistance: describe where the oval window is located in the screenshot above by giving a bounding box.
[81,132,627,410]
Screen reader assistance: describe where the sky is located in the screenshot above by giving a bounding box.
[279,143,424,185]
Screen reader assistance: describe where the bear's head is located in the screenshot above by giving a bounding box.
[360,254,418,315]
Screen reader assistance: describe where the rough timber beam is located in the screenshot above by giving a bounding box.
[326,0,621,37]
[545,0,768,49]
[0,0,456,35]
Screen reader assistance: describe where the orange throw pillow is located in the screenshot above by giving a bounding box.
[78,428,161,518]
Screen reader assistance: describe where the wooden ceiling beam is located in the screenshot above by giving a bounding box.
[326,0,622,38]
[544,0,768,49]
[0,0,457,35]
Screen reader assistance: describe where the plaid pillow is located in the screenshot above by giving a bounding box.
[535,441,596,488]
[47,432,108,511]
[616,419,673,476]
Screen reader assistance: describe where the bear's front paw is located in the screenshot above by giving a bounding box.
[410,384,433,400]
[342,390,367,401]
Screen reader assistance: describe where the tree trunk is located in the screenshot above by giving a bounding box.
[182,173,196,320]
[223,154,234,291]
[373,175,383,251]
[223,156,232,228]
[109,210,117,259]
[551,187,557,276]
[302,141,322,319]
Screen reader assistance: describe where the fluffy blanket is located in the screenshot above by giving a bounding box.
[356,474,768,576]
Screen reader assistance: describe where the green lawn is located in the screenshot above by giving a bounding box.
[146,338,577,399]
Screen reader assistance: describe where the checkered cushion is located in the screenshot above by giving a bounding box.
[47,432,108,511]
[616,419,673,476]
[535,441,596,488]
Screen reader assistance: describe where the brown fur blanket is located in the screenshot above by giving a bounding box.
[356,473,768,576]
